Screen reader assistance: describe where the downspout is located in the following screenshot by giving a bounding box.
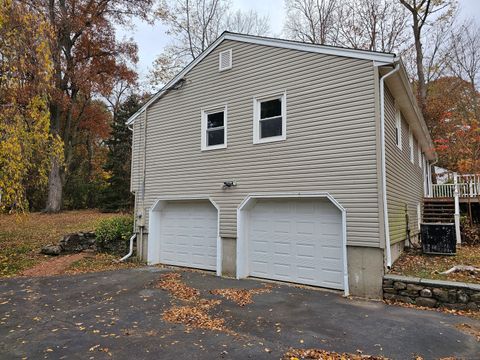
[118,234,136,262]
[380,62,400,269]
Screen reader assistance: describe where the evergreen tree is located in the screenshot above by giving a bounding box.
[100,95,141,212]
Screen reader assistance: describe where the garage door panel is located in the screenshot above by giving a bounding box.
[248,198,344,290]
[158,201,217,271]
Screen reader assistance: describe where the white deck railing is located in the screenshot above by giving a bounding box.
[431,173,480,198]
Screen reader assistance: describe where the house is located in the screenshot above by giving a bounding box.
[127,32,436,298]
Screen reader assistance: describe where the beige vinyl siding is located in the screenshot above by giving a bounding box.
[132,40,381,247]
[384,88,424,245]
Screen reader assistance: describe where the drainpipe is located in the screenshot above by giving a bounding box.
[118,234,137,262]
[380,63,400,269]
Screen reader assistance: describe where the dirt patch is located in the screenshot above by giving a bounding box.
[455,323,480,341]
[155,272,200,301]
[282,348,389,360]
[390,246,480,284]
[210,284,273,306]
[20,252,91,277]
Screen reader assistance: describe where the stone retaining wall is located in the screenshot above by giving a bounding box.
[383,274,480,311]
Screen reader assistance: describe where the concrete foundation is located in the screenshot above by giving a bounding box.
[221,237,236,277]
[347,246,384,299]
[390,241,405,264]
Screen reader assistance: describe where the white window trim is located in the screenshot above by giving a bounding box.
[253,92,287,144]
[201,105,227,151]
[418,146,422,168]
[218,49,232,71]
[408,127,414,164]
[395,106,402,150]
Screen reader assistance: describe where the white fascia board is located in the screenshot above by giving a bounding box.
[126,32,396,125]
[225,33,396,64]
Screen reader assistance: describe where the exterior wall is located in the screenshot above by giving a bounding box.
[131,39,382,248]
[384,88,425,260]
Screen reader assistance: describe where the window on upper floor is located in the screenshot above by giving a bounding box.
[395,107,402,150]
[253,92,287,144]
[201,106,227,151]
[408,127,414,163]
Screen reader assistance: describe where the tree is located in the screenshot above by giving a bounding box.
[21,0,154,212]
[284,0,410,53]
[100,94,142,212]
[151,0,270,86]
[284,0,340,45]
[399,0,455,110]
[0,0,61,212]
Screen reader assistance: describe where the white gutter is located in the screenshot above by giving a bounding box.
[379,63,400,269]
[118,233,137,262]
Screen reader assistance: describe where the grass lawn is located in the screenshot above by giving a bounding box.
[390,245,480,284]
[0,210,141,277]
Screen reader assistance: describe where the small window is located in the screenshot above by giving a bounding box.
[201,106,227,151]
[395,108,402,149]
[219,49,232,71]
[253,93,287,144]
[408,127,414,163]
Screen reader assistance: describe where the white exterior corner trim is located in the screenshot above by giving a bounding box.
[236,192,349,297]
[148,195,221,275]
[126,32,395,125]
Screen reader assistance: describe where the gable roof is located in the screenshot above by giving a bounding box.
[126,31,397,125]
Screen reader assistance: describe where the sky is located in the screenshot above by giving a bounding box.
[117,0,480,84]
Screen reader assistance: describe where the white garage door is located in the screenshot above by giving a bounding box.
[159,201,217,271]
[247,198,344,289]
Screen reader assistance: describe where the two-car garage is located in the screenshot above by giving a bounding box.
[148,194,347,293]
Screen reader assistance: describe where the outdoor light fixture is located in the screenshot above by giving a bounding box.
[223,180,237,189]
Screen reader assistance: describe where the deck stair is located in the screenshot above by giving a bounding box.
[423,198,455,223]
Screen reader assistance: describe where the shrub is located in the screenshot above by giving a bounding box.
[95,215,134,255]
[460,218,480,245]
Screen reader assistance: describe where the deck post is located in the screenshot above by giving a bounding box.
[453,173,461,245]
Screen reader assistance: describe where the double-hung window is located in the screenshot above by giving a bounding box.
[201,106,227,151]
[253,92,286,144]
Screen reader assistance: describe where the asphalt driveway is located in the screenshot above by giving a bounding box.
[0,267,479,359]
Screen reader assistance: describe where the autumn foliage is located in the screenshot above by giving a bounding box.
[425,77,480,174]
[0,0,62,212]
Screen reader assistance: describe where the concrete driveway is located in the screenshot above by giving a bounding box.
[0,267,478,360]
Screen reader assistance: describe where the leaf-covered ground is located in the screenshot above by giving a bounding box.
[0,210,140,277]
[390,246,480,284]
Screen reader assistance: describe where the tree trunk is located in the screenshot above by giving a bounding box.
[45,156,63,212]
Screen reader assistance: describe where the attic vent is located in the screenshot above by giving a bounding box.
[219,49,232,71]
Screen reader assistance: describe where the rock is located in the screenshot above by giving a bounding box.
[447,290,457,303]
[393,282,406,290]
[41,244,62,256]
[400,290,419,298]
[383,279,394,287]
[406,284,423,292]
[416,297,437,308]
[420,289,432,298]
[59,232,96,253]
[384,293,397,301]
[457,291,469,304]
[466,302,478,311]
[470,293,480,302]
[442,303,466,311]
[433,288,449,302]
[467,302,479,311]
[384,287,396,294]
[392,295,414,304]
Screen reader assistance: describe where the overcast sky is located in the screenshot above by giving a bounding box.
[117,0,480,84]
